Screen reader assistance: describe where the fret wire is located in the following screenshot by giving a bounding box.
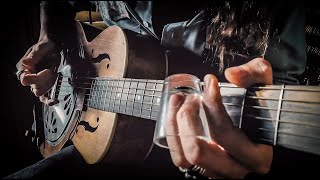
[136,81,145,117]
[88,78,94,107]
[119,78,125,113]
[117,79,122,112]
[94,78,98,108]
[150,82,156,117]
[108,79,113,110]
[274,85,285,145]
[239,89,247,128]
[99,79,103,110]
[125,79,133,115]
[92,78,96,108]
[112,79,119,112]
[132,78,138,116]
[124,79,129,114]
[111,79,116,112]
[102,78,107,111]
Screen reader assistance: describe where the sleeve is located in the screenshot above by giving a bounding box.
[42,1,77,47]
[265,3,307,85]
[160,11,206,57]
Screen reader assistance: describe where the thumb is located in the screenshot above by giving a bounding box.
[21,72,38,86]
[224,58,273,88]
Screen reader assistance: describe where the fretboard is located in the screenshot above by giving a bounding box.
[88,77,164,121]
[87,77,320,156]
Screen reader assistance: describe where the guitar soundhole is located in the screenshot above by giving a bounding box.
[97,117,99,122]
[107,64,110,69]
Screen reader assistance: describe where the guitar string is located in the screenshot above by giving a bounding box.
[53,89,320,129]
[56,83,320,105]
[57,91,320,142]
[55,83,320,117]
[43,77,320,130]
[57,76,320,92]
[47,81,320,148]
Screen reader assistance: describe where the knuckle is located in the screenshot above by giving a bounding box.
[177,103,198,121]
[259,60,272,73]
[21,78,29,86]
[255,163,271,175]
[184,139,203,165]
[172,155,188,168]
[254,58,272,74]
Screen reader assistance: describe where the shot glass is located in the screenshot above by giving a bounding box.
[153,74,211,149]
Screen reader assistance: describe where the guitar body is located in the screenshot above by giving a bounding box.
[40,22,167,164]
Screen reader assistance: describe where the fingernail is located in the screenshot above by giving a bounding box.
[169,94,184,108]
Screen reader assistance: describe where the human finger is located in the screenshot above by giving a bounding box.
[21,73,38,86]
[176,95,207,166]
[224,58,273,87]
[192,141,249,179]
[166,94,191,168]
[39,95,59,106]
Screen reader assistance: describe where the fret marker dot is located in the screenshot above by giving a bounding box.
[157,98,160,103]
[137,95,140,100]
[117,93,120,98]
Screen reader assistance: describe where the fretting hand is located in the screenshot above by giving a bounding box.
[166,58,273,178]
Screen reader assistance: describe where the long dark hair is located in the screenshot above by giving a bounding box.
[204,1,277,72]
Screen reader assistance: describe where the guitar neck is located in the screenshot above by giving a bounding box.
[88,77,164,121]
[87,77,320,156]
[220,83,320,156]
